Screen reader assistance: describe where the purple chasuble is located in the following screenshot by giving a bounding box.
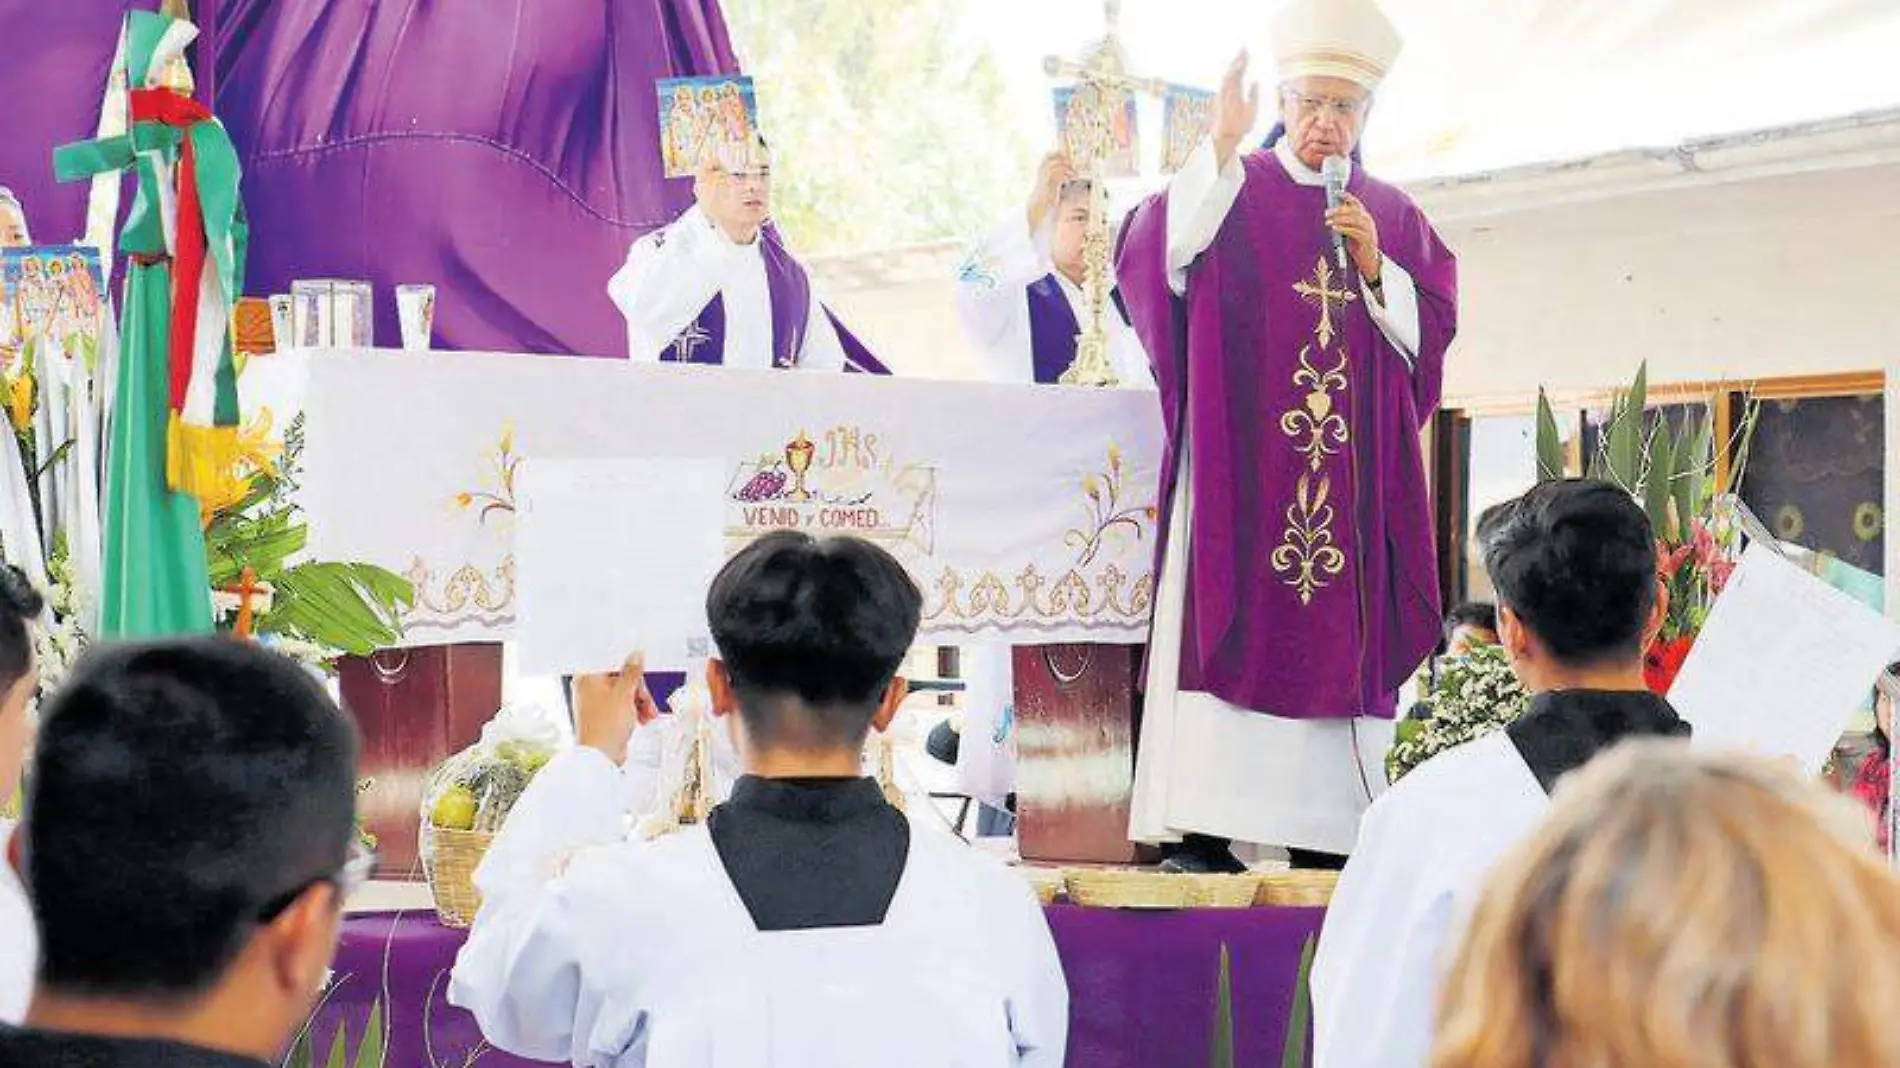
[1025,273,1081,385]
[661,225,889,374]
[1114,146,1457,720]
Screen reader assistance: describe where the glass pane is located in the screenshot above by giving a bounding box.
[1463,414,1539,603]
[1738,394,1885,582]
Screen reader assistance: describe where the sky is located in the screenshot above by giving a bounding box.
[966,0,1900,181]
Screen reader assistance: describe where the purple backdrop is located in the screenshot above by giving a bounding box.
[318,906,1323,1068]
[1,0,739,357]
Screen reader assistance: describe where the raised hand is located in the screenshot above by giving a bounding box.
[1027,151,1078,231]
[574,652,662,763]
[1211,50,1261,169]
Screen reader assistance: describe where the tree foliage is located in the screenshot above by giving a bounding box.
[723,0,1038,254]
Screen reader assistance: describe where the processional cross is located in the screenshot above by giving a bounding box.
[1042,0,1169,388]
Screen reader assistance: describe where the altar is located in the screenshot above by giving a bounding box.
[312,905,1324,1068]
[254,350,1167,867]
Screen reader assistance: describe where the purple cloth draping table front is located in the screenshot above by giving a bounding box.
[314,905,1325,1067]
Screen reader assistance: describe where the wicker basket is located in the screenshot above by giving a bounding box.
[1064,868,1196,909]
[424,825,495,928]
[1182,872,1265,909]
[1256,869,1341,907]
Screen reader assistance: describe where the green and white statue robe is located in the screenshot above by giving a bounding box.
[55,9,248,637]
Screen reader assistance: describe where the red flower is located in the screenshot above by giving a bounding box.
[1643,635,1695,695]
[1708,556,1737,596]
[1658,542,1694,582]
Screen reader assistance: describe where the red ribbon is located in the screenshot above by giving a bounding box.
[130,88,214,413]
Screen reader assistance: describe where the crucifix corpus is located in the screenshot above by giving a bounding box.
[1042,0,1165,388]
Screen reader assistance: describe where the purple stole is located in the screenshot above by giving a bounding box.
[661,226,889,374]
[1025,273,1080,385]
[1114,139,1459,721]
[645,227,887,708]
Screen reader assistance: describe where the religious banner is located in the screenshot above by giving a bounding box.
[1052,83,1138,178]
[252,351,1164,647]
[1160,85,1215,174]
[2,245,106,372]
[657,75,760,177]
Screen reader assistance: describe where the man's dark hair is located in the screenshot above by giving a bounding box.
[1058,178,1094,206]
[707,532,922,749]
[1478,480,1657,667]
[1443,601,1498,641]
[23,638,359,998]
[0,564,44,694]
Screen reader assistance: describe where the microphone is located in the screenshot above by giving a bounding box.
[1322,154,1349,273]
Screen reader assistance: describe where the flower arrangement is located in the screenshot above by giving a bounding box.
[1534,363,1756,695]
[1386,645,1531,783]
[203,413,414,667]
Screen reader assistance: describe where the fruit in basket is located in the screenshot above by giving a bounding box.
[431,784,480,830]
[471,761,532,832]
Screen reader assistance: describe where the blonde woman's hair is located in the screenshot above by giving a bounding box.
[1432,740,1900,1068]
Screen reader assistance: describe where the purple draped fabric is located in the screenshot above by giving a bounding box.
[0,2,154,247]
[195,0,738,356]
[317,906,1322,1067]
[1116,147,1456,720]
[2,2,886,364]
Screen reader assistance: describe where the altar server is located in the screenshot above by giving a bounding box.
[0,566,43,1025]
[956,152,1151,388]
[608,137,886,373]
[1,638,365,1067]
[1311,480,1690,1068]
[452,532,1068,1068]
[950,155,1153,816]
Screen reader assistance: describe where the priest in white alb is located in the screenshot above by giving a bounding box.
[608,135,887,373]
[1114,0,1458,871]
[955,152,1152,388]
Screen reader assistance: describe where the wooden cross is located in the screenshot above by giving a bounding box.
[221,566,263,639]
[1294,257,1358,349]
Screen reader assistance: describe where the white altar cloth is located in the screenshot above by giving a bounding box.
[250,350,1165,648]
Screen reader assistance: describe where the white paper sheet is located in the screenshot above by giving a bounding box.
[1670,544,1900,773]
[515,458,726,676]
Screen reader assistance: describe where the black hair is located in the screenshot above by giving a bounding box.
[706,531,922,750]
[0,564,44,694]
[23,637,359,998]
[1477,480,1657,668]
[1443,601,1498,642]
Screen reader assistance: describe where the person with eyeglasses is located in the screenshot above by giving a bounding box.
[0,638,367,1068]
[1114,0,1459,875]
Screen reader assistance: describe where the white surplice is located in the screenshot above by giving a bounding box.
[0,820,34,1025]
[1309,732,1550,1068]
[449,749,1069,1068]
[606,205,846,371]
[951,215,1156,806]
[954,214,1154,388]
[1128,139,1423,853]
